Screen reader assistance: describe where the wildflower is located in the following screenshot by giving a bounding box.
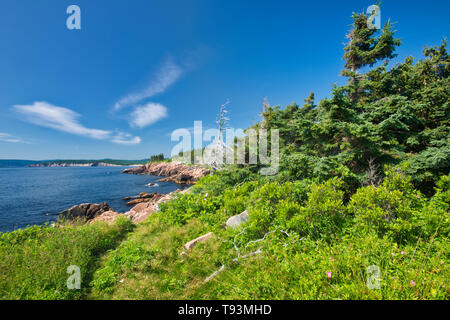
[326,271,332,279]
[401,251,405,255]
[391,252,396,256]
[410,280,416,287]
[417,195,421,199]
[329,257,334,261]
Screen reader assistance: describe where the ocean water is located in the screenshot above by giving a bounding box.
[0,166,185,233]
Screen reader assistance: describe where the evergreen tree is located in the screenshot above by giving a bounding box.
[342,10,401,103]
[342,12,401,77]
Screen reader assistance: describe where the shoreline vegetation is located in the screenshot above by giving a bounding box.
[1,8,449,300]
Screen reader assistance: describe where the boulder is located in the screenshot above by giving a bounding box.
[124,202,156,223]
[124,190,181,223]
[126,192,164,205]
[226,210,249,228]
[184,232,213,251]
[90,210,121,224]
[58,202,111,222]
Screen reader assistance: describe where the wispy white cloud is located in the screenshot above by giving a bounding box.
[0,132,26,143]
[13,101,141,145]
[129,102,168,128]
[14,102,111,140]
[111,132,142,145]
[114,59,182,111]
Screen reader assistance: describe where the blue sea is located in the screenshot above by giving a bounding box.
[0,167,184,233]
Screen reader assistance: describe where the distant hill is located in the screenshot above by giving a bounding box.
[0,159,148,168]
[0,160,40,168]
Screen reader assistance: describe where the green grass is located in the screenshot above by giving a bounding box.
[0,216,134,299]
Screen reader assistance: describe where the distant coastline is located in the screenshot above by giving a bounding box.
[28,162,123,167]
[0,159,148,168]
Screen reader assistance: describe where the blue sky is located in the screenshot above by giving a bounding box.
[0,0,448,160]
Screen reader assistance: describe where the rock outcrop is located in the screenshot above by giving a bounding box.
[89,210,121,224]
[58,202,112,222]
[124,202,155,223]
[124,192,164,205]
[124,190,182,223]
[122,162,209,184]
[226,210,250,228]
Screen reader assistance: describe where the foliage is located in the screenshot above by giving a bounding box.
[149,153,165,162]
[87,170,449,300]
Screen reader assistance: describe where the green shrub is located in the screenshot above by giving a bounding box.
[349,168,424,243]
[289,178,349,240]
[159,192,225,226]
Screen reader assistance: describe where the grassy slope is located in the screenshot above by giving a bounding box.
[0,217,134,299]
[87,170,449,300]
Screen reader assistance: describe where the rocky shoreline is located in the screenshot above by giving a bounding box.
[122,161,210,184]
[57,189,191,225]
[56,162,210,226]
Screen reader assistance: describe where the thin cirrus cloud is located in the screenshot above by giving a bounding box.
[0,132,26,143]
[114,59,182,111]
[13,101,141,145]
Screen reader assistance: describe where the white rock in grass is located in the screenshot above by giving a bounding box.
[226,210,249,228]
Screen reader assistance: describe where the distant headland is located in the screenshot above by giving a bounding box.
[0,159,148,168]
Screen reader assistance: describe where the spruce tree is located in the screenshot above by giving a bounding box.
[342,10,401,103]
[342,12,401,77]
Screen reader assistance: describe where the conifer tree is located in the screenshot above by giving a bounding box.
[342,12,401,77]
[342,9,401,103]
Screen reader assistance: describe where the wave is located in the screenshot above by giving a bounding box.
[146,182,159,187]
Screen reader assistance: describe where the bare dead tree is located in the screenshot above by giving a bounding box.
[204,100,232,174]
[260,97,271,129]
[217,99,230,140]
[364,157,382,187]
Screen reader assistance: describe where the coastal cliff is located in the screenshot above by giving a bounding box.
[122,161,210,184]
